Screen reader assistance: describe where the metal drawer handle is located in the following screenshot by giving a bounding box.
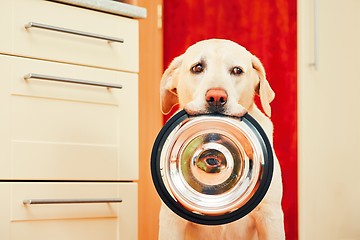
[24,73,123,89]
[309,0,318,70]
[25,22,124,43]
[23,198,123,205]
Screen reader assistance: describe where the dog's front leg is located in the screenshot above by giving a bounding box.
[254,155,285,240]
[158,204,187,240]
[253,165,285,240]
[254,205,285,240]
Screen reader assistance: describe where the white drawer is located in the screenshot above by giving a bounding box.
[0,182,138,240]
[0,0,138,72]
[0,54,138,180]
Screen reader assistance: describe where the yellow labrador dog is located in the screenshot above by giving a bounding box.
[159,39,285,240]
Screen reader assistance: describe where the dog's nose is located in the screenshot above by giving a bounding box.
[205,88,228,108]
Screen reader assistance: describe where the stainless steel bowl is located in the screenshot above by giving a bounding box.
[151,110,273,225]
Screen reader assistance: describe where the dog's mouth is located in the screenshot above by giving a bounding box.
[184,104,247,117]
[207,105,227,115]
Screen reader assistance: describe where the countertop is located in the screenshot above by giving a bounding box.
[50,0,147,19]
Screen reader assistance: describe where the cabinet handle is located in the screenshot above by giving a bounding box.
[309,0,318,69]
[24,73,123,89]
[23,198,123,205]
[25,22,124,43]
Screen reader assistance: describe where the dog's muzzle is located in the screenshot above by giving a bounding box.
[151,110,274,225]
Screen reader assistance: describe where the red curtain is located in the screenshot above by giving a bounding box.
[163,0,298,239]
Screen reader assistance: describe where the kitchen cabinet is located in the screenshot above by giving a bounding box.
[0,183,137,240]
[0,0,145,239]
[0,0,139,72]
[1,54,138,181]
[298,0,360,239]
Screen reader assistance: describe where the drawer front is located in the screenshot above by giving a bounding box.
[0,0,138,72]
[0,182,138,240]
[0,54,138,181]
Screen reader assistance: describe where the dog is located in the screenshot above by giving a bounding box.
[159,39,285,240]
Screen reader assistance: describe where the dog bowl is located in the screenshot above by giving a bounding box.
[151,110,273,225]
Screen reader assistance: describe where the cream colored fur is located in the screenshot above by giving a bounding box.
[159,39,285,240]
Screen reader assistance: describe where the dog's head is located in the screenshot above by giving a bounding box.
[160,39,275,117]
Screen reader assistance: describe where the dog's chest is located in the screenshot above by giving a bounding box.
[184,216,257,240]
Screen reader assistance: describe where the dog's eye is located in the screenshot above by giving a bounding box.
[191,63,204,74]
[231,67,243,76]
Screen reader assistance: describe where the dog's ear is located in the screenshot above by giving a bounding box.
[160,55,183,114]
[252,55,275,117]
